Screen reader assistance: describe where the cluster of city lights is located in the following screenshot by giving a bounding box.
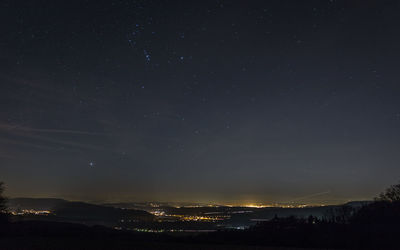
[223,203,326,208]
[11,209,52,216]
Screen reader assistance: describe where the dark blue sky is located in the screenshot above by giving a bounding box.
[1,0,400,204]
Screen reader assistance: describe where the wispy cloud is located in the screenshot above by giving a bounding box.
[0,122,114,153]
[0,123,109,136]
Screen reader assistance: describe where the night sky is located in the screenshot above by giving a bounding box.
[1,0,400,204]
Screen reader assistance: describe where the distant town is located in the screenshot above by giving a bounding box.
[6,198,360,234]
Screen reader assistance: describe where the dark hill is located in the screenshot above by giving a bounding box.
[53,201,154,223]
[7,198,67,211]
[8,198,154,227]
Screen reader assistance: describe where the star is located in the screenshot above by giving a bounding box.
[143,49,151,62]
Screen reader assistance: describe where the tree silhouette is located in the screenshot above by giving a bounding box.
[0,182,8,223]
[0,182,6,211]
[325,205,354,224]
[377,181,400,202]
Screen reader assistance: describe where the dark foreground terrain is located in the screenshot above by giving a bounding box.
[1,199,400,250]
[1,184,400,250]
[0,221,318,250]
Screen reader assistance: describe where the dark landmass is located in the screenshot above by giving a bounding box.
[7,198,376,231]
[8,198,154,227]
[8,198,366,230]
[7,198,67,211]
[2,197,399,249]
